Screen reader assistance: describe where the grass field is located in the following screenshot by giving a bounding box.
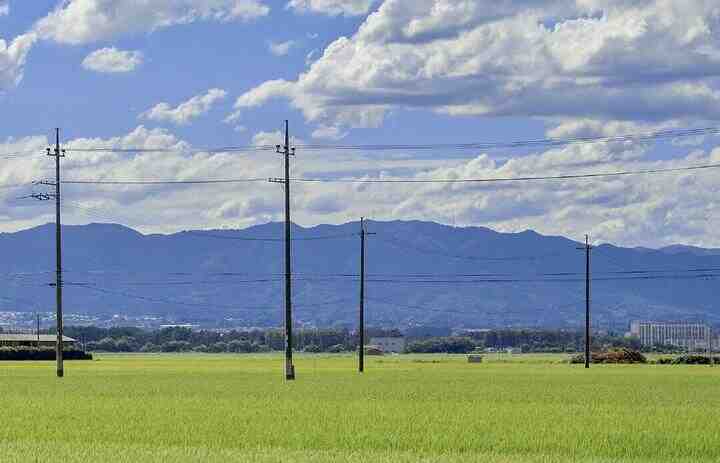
[1,353,719,462]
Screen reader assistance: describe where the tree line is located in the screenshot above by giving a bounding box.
[55,326,658,354]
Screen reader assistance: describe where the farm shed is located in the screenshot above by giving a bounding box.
[0,334,76,348]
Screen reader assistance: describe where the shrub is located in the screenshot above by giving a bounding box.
[364,346,384,356]
[161,341,192,352]
[139,343,158,353]
[672,355,719,365]
[0,347,92,361]
[571,349,647,364]
[210,342,228,353]
[327,344,345,353]
[304,344,321,353]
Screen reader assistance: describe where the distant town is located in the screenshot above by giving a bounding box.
[2,310,717,355]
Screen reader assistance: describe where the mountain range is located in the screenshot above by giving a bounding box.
[1,220,719,330]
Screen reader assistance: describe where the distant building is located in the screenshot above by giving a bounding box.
[630,321,712,350]
[368,336,406,353]
[0,334,76,348]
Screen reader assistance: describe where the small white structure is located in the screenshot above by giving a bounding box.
[369,336,406,353]
[0,334,76,348]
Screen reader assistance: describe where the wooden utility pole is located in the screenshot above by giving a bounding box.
[23,129,65,377]
[271,121,296,380]
[50,128,65,378]
[358,218,375,373]
[578,235,592,369]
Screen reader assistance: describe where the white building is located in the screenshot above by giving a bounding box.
[369,337,406,353]
[630,321,713,350]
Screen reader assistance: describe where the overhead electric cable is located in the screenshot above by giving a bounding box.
[184,231,358,242]
[62,126,720,154]
[57,161,720,186]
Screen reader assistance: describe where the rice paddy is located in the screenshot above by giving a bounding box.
[1,353,718,462]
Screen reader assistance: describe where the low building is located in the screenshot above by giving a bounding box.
[630,321,712,350]
[0,334,76,348]
[368,336,406,353]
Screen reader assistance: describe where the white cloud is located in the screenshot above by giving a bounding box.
[305,48,319,66]
[287,0,376,17]
[34,0,270,45]
[268,40,296,56]
[0,33,37,92]
[235,0,720,129]
[140,88,227,125]
[4,125,720,247]
[311,125,347,140]
[81,47,143,73]
[0,2,9,16]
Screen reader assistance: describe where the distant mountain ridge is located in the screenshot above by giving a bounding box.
[1,220,719,329]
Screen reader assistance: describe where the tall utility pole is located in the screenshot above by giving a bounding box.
[271,121,296,381]
[358,218,375,373]
[28,130,65,376]
[50,128,65,378]
[578,235,592,369]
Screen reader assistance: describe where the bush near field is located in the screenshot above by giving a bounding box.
[657,355,720,365]
[570,349,647,364]
[0,347,93,361]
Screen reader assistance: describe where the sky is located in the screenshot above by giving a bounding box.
[2,0,720,248]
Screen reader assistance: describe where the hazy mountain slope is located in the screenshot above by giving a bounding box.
[1,221,718,329]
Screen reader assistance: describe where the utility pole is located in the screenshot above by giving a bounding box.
[578,235,592,369]
[270,121,296,381]
[36,312,40,348]
[358,218,375,373]
[50,128,65,378]
[26,129,65,377]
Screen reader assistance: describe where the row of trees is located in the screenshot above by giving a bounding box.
[64,326,402,353]
[56,326,661,354]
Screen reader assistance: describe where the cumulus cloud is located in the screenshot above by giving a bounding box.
[234,0,720,129]
[140,89,227,125]
[0,2,9,16]
[5,123,720,248]
[268,40,296,56]
[0,33,37,92]
[311,125,347,140]
[287,0,376,17]
[34,0,270,45]
[81,47,143,73]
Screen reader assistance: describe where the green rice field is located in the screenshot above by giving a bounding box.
[1,353,718,462]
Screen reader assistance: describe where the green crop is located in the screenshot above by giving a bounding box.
[0,353,717,462]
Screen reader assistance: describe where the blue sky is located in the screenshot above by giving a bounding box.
[2,1,720,248]
[1,0,535,146]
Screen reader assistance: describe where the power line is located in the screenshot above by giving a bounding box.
[59,126,720,154]
[54,161,720,186]
[65,145,275,154]
[290,162,720,183]
[375,235,568,262]
[62,178,268,185]
[295,127,720,151]
[184,231,357,242]
[74,284,351,312]
[0,183,31,190]
[0,150,42,159]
